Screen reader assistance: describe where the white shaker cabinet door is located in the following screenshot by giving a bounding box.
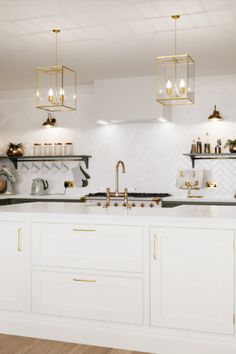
[151,227,235,334]
[32,223,143,273]
[32,271,143,325]
[0,222,29,312]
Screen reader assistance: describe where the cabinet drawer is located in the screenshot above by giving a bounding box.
[32,271,143,325]
[32,223,143,272]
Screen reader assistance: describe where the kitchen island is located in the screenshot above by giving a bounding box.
[0,202,235,354]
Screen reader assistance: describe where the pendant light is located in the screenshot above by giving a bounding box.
[208,105,223,122]
[36,29,76,112]
[156,15,195,105]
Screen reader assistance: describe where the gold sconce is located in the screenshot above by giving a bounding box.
[208,105,223,122]
[36,29,76,112]
[42,113,56,128]
[156,15,195,105]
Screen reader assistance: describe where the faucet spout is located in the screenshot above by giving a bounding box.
[115,160,126,196]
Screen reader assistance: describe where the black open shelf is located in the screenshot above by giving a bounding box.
[184,153,236,168]
[0,155,91,169]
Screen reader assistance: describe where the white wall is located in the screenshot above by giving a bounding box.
[1,75,236,197]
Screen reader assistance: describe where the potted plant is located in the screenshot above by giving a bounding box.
[224,139,236,153]
[6,142,24,156]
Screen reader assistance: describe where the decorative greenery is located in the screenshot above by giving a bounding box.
[8,142,23,149]
[224,139,236,148]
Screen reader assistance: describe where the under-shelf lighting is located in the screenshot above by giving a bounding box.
[157,117,167,123]
[97,120,109,125]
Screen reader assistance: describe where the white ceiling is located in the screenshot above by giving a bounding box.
[1,0,236,90]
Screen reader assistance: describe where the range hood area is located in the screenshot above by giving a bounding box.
[93,76,172,124]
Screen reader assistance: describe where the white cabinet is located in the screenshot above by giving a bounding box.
[32,223,143,273]
[93,76,171,123]
[32,271,143,325]
[0,222,29,312]
[151,227,235,334]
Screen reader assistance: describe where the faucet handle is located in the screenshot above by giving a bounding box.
[123,188,131,208]
[104,187,111,208]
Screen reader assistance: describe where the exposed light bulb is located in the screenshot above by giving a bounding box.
[179,78,186,95]
[48,88,54,103]
[59,88,65,103]
[166,80,172,96]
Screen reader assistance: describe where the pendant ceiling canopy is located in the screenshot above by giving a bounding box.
[156,15,195,106]
[36,29,76,112]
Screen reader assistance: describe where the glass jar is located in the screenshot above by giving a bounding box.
[43,143,53,156]
[33,143,42,156]
[64,142,73,155]
[54,143,63,156]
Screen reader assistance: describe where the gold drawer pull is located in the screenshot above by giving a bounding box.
[18,228,22,252]
[153,234,158,261]
[73,228,96,232]
[73,278,96,283]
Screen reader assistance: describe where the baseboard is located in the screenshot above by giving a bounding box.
[0,313,236,354]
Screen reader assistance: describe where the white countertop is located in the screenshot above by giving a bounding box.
[0,202,236,226]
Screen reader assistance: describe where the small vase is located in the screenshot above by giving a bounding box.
[6,147,24,156]
[229,144,236,153]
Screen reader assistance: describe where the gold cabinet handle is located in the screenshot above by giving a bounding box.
[153,234,158,260]
[73,228,96,232]
[18,228,22,252]
[73,278,96,283]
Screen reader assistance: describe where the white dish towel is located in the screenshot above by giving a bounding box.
[72,162,90,187]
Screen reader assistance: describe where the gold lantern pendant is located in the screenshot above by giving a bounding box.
[36,29,76,112]
[156,15,195,105]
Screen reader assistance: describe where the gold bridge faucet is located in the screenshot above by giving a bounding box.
[115,160,126,196]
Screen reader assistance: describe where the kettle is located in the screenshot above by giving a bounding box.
[31,178,49,195]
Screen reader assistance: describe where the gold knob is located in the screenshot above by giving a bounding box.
[149,203,154,208]
[114,202,119,207]
[131,202,136,207]
[97,202,102,206]
[140,203,145,207]
[123,202,127,207]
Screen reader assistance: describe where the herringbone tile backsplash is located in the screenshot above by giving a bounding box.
[0,75,236,198]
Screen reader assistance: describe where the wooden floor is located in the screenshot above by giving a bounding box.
[0,334,150,354]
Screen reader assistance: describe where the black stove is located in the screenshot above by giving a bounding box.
[87,192,171,198]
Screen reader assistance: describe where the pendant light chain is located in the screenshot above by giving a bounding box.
[52,29,60,66]
[171,15,179,57]
[55,30,58,66]
[174,17,177,57]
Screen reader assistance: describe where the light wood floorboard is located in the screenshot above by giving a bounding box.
[0,334,150,354]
